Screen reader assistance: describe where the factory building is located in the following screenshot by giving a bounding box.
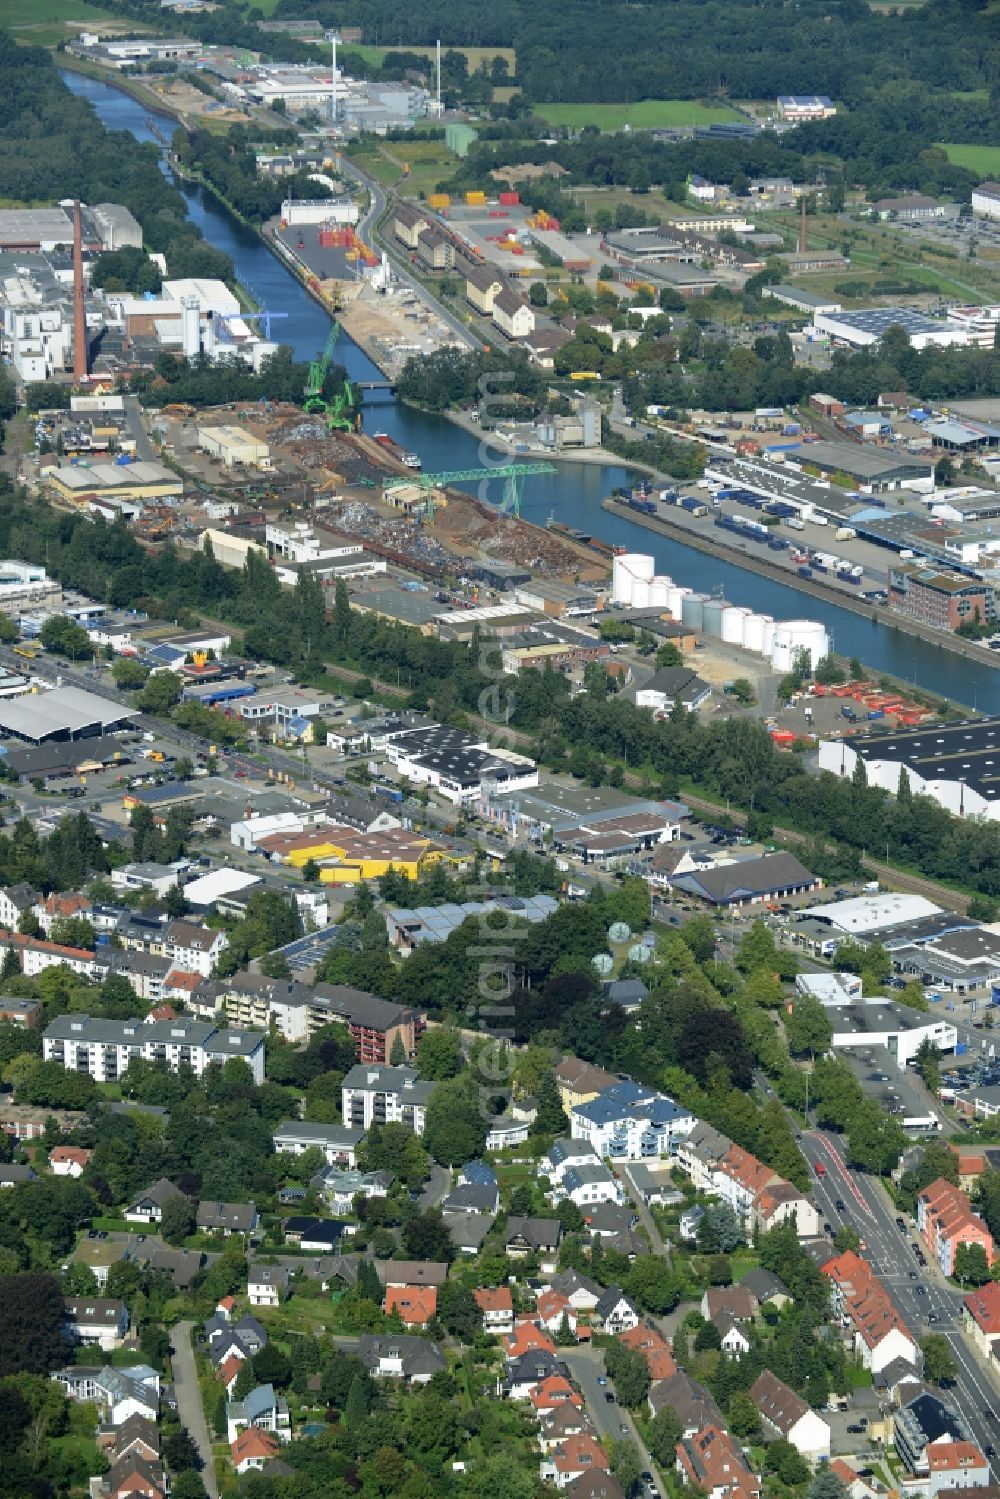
[813,307,969,351]
[818,717,1000,823]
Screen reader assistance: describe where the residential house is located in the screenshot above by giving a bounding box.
[195,1200,258,1237]
[56,1365,159,1427]
[538,1401,591,1450]
[474,1285,515,1336]
[618,1323,677,1381]
[378,1261,449,1291]
[441,1180,500,1216]
[895,1392,974,1476]
[314,1167,392,1214]
[541,1434,611,1490]
[648,1371,723,1436]
[702,1287,755,1324]
[100,1453,165,1499]
[918,1178,995,1277]
[676,1425,762,1499]
[63,1298,129,1352]
[505,1216,562,1263]
[0,1163,36,1186]
[485,1114,530,1150]
[543,1137,601,1185]
[341,1064,433,1134]
[226,1383,291,1446]
[963,1280,1000,1358]
[554,1162,623,1210]
[231,1428,280,1475]
[716,1315,752,1359]
[160,919,228,977]
[593,1286,640,1335]
[822,1250,920,1376]
[384,1285,437,1327]
[357,1332,446,1383]
[102,1415,159,1465]
[749,1370,831,1464]
[927,1442,991,1497]
[248,1266,288,1308]
[678,1122,820,1238]
[566,1475,626,1499]
[554,1057,621,1112]
[504,1349,567,1401]
[741,1268,792,1312]
[570,1080,694,1161]
[124,1179,185,1224]
[505,1324,557,1360]
[547,1270,603,1313]
[50,1145,91,1177]
[272,1120,366,1166]
[445,1210,494,1256]
[534,1290,581,1338]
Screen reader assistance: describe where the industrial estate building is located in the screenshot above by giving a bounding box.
[818,716,1000,822]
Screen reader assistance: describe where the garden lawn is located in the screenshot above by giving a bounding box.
[533,100,744,130]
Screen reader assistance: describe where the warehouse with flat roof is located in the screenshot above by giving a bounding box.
[44,461,183,503]
[813,307,969,351]
[795,439,935,493]
[818,716,1000,822]
[0,687,138,744]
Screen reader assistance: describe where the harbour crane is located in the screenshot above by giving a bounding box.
[388,463,558,520]
[303,321,358,431]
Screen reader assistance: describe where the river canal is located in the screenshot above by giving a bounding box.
[63,69,1000,708]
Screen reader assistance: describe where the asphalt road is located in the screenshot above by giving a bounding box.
[171,1318,220,1499]
[561,1346,661,1495]
[800,1130,1000,1471]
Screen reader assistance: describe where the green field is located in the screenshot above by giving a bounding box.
[6,0,120,24]
[533,99,744,130]
[938,142,1000,173]
[348,43,516,70]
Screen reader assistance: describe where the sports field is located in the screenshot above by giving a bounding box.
[533,99,744,130]
[937,143,1000,174]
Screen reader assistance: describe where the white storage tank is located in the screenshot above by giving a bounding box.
[761,618,776,656]
[649,577,669,609]
[612,552,654,605]
[702,599,726,638]
[741,613,766,654]
[681,592,707,631]
[770,619,829,673]
[721,605,750,644]
[631,579,651,609]
[666,585,689,618]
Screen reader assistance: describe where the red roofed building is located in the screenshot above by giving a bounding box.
[216,1354,244,1396]
[50,1145,91,1178]
[530,1374,584,1413]
[822,1251,919,1375]
[918,1178,995,1277]
[164,971,203,1001]
[504,1323,556,1359]
[384,1285,437,1327]
[676,1424,762,1499]
[963,1280,1000,1358]
[474,1285,514,1336]
[618,1323,677,1381]
[0,929,97,977]
[36,892,92,936]
[542,1433,611,1489]
[231,1428,280,1475]
[535,1289,579,1336]
[926,1442,990,1496]
[146,1004,178,1023]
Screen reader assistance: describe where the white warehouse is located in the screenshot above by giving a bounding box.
[826,999,957,1070]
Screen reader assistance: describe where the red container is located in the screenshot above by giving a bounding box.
[499,191,520,205]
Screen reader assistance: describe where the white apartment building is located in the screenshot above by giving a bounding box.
[341,1064,434,1134]
[570,1081,695,1160]
[43,1015,266,1085]
[0,931,98,979]
[161,919,229,977]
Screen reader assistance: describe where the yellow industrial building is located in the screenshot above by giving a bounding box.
[44,461,183,504]
[198,425,271,469]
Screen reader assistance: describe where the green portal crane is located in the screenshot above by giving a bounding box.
[395,463,557,519]
[304,321,357,430]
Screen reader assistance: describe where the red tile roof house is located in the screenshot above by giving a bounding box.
[676,1424,762,1499]
[535,1289,584,1338]
[821,1251,919,1376]
[474,1285,514,1336]
[964,1280,1000,1359]
[216,1353,244,1397]
[504,1323,556,1359]
[618,1323,677,1381]
[926,1441,990,1497]
[530,1374,585,1415]
[50,1145,91,1178]
[384,1285,437,1327]
[231,1428,280,1475]
[918,1178,995,1277]
[541,1433,611,1489]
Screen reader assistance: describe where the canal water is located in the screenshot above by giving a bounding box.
[63,69,1000,708]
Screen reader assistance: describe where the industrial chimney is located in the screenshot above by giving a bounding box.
[799,195,807,255]
[72,200,88,381]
